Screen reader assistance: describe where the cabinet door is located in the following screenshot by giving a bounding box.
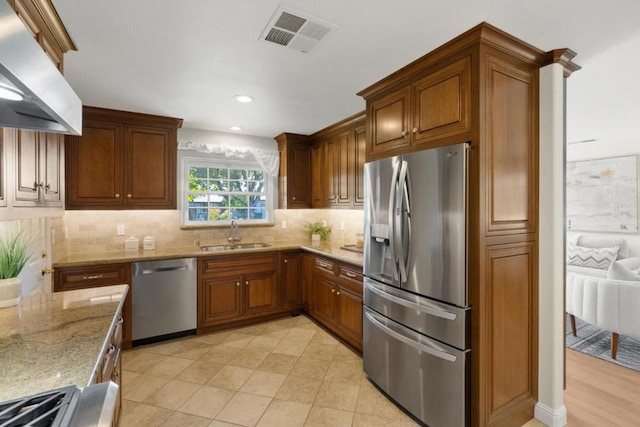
[368,87,411,158]
[325,138,338,205]
[354,125,366,206]
[310,142,325,208]
[289,143,311,208]
[200,274,243,326]
[301,254,315,311]
[65,120,124,208]
[336,131,352,205]
[40,132,62,205]
[14,130,39,203]
[124,125,176,208]
[313,276,337,327]
[245,269,278,316]
[337,288,363,351]
[412,57,471,145]
[281,252,301,310]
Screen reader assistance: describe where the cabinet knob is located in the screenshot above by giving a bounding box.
[115,193,120,198]
[401,130,407,136]
[236,282,240,287]
[412,127,418,133]
[336,291,341,296]
[331,289,335,293]
[292,196,296,200]
[245,281,249,285]
[45,183,51,190]
[284,260,288,264]
[127,194,132,198]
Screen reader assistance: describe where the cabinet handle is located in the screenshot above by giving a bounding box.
[83,274,104,280]
[344,271,357,279]
[117,317,124,326]
[127,194,132,198]
[236,282,240,287]
[41,268,55,276]
[115,193,120,198]
[412,127,418,133]
[105,345,116,357]
[317,261,331,269]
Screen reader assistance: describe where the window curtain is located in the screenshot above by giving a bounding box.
[177,141,279,176]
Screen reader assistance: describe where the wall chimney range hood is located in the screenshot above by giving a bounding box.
[0,1,82,135]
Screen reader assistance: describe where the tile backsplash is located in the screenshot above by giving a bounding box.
[55,209,364,262]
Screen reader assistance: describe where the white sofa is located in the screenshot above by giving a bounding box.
[566,235,640,359]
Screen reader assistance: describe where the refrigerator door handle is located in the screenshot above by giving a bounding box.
[394,160,410,283]
[365,310,457,362]
[388,160,400,283]
[365,280,457,320]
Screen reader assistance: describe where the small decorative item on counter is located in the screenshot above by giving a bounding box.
[0,230,31,308]
[125,236,139,252]
[356,233,364,248]
[143,236,156,251]
[306,221,331,241]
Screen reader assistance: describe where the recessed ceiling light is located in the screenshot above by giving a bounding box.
[0,84,24,101]
[230,126,243,131]
[233,95,254,103]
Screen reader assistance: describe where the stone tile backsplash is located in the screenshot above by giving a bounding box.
[55,209,363,263]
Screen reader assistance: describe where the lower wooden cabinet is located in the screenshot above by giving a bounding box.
[280,251,302,310]
[307,255,363,351]
[54,263,133,349]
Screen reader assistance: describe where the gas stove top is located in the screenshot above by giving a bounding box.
[0,382,117,427]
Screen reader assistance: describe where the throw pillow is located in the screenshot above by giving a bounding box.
[607,260,640,281]
[567,243,619,270]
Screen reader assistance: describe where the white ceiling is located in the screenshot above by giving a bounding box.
[53,0,640,142]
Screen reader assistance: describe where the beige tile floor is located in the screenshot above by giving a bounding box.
[120,314,542,427]
[121,314,418,426]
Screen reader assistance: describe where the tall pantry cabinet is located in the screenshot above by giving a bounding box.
[358,22,578,427]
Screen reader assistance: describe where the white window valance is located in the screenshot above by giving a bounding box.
[178,141,279,176]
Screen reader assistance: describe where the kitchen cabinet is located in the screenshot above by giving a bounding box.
[276,133,311,209]
[14,130,63,206]
[357,23,580,426]
[307,255,363,351]
[65,106,182,210]
[54,262,133,350]
[309,112,365,209]
[280,251,302,310]
[8,0,77,72]
[94,308,123,422]
[198,253,279,330]
[301,253,315,311]
[365,56,471,159]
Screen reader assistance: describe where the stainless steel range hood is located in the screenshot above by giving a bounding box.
[0,1,82,135]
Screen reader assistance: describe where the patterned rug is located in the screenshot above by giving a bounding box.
[565,314,640,372]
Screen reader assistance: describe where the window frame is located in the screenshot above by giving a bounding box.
[180,156,275,227]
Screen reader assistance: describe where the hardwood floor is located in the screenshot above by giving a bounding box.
[565,349,640,426]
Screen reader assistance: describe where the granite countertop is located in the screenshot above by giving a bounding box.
[54,240,363,268]
[0,285,128,402]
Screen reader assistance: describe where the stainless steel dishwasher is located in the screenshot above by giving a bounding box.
[132,257,197,345]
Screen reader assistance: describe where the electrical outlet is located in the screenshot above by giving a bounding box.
[340,221,345,230]
[281,220,287,229]
[322,219,326,226]
[117,224,125,236]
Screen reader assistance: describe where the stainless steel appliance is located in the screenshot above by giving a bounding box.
[0,381,118,426]
[132,258,197,345]
[0,1,82,135]
[363,142,471,427]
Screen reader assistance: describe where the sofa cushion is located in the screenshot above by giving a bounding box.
[617,257,640,271]
[607,260,640,282]
[567,264,609,278]
[567,243,619,270]
[575,235,630,259]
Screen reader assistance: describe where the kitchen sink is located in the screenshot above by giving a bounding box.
[200,243,271,252]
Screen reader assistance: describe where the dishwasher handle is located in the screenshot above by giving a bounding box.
[132,258,196,277]
[140,265,188,275]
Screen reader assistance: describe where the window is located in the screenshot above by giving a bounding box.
[182,158,273,226]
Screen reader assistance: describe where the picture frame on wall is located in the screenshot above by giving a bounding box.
[566,154,639,233]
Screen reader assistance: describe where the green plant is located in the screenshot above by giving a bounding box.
[0,231,31,279]
[306,221,332,240]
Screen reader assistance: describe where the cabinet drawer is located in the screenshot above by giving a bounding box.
[314,257,335,275]
[200,253,278,275]
[55,264,129,291]
[338,265,363,295]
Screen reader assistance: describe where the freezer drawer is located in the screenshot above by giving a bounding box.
[364,278,470,350]
[363,307,470,427]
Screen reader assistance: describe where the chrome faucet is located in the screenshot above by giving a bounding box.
[228,219,240,244]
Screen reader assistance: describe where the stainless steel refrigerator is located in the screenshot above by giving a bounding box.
[363,142,471,427]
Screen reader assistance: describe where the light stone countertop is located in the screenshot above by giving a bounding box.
[53,240,363,268]
[0,285,128,402]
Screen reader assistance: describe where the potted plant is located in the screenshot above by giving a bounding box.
[306,221,332,242]
[0,231,31,308]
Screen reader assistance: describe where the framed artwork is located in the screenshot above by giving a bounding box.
[566,155,638,233]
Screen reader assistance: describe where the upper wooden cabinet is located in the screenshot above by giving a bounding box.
[8,0,77,72]
[310,112,365,209]
[366,57,471,159]
[275,133,311,209]
[65,107,182,210]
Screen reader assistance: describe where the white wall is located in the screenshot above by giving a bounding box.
[566,140,640,256]
[178,128,277,150]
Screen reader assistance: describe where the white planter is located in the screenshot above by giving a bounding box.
[0,277,21,308]
[311,233,321,242]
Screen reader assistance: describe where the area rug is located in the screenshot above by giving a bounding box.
[565,314,640,372]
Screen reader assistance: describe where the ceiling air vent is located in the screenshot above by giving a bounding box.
[260,6,336,53]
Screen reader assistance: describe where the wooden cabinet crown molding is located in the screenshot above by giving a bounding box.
[543,48,581,77]
[83,106,184,129]
[310,111,365,141]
